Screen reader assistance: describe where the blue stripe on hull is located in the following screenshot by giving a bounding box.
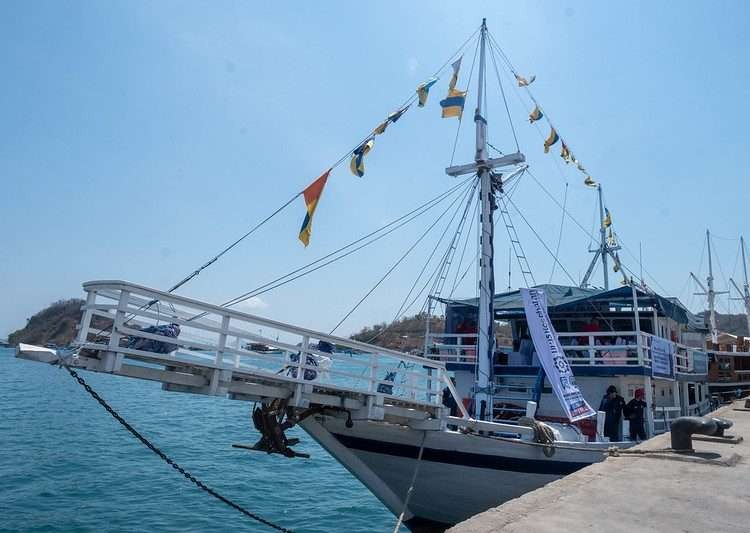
[331,433,591,476]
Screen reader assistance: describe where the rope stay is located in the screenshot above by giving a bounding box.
[503,194,578,286]
[329,178,477,334]
[219,176,475,311]
[365,178,480,343]
[392,431,427,533]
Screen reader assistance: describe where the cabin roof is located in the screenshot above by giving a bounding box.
[441,283,694,325]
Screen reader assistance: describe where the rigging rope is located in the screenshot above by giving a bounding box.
[329,179,476,334]
[365,179,479,343]
[449,34,481,167]
[58,363,292,532]
[502,194,578,286]
[486,35,520,152]
[166,193,301,295]
[217,177,474,312]
[548,182,569,283]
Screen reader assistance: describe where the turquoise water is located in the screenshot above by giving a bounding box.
[0,348,392,532]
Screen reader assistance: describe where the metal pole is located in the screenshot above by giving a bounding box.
[598,185,609,289]
[706,230,718,343]
[742,236,750,338]
[474,18,494,420]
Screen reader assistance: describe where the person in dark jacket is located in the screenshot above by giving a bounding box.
[624,388,648,441]
[599,385,626,441]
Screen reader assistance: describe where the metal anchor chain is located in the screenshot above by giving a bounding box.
[63,366,293,533]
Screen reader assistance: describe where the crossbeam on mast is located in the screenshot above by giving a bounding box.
[445,152,525,177]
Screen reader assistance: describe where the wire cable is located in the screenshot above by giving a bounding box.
[329,179,476,334]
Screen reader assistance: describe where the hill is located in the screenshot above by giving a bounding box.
[7,299,86,347]
[350,313,444,353]
[713,312,749,337]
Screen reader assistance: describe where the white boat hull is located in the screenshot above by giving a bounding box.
[301,415,611,531]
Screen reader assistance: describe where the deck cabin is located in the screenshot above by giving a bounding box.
[425,284,712,439]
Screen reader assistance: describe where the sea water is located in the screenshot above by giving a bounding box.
[0,348,392,532]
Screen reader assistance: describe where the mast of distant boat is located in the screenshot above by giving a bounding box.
[581,184,620,289]
[729,236,750,338]
[691,230,727,344]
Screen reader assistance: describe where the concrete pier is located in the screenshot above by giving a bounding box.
[449,401,749,532]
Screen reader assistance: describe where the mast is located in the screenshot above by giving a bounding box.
[729,236,750,339]
[706,229,718,343]
[598,185,609,290]
[580,184,620,289]
[692,230,726,344]
[444,19,526,420]
[474,18,493,421]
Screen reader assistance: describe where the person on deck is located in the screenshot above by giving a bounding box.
[599,385,626,441]
[624,388,648,441]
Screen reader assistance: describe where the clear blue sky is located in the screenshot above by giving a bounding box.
[2,1,749,338]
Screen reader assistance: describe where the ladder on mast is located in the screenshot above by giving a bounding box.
[498,197,535,288]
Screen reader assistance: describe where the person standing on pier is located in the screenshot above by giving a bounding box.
[624,388,648,441]
[599,385,626,441]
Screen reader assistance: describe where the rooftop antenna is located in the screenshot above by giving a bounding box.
[580,184,621,289]
[729,236,750,338]
[690,229,728,344]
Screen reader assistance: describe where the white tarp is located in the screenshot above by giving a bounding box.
[521,288,596,422]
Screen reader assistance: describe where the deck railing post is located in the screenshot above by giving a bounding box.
[369,353,379,393]
[215,315,230,365]
[233,336,241,368]
[588,335,595,365]
[76,289,97,345]
[104,289,129,373]
[298,336,310,383]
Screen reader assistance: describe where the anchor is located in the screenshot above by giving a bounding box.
[233,399,323,459]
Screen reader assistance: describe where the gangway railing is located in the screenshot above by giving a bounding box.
[31,280,472,422]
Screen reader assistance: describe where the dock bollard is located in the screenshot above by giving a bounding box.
[525,401,537,418]
[670,416,734,452]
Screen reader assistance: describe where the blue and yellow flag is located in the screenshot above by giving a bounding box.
[387,104,410,123]
[448,57,462,90]
[560,141,571,163]
[528,105,543,123]
[373,105,410,136]
[298,169,331,247]
[440,88,467,119]
[603,208,612,228]
[350,139,374,177]
[543,127,559,153]
[416,77,438,107]
[515,73,536,87]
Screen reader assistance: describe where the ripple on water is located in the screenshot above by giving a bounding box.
[0,350,393,532]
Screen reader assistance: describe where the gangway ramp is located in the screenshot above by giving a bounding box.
[16,280,468,426]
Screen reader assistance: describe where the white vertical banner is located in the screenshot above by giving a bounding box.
[521,288,596,422]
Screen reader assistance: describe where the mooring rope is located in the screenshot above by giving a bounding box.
[57,358,293,533]
[392,431,427,533]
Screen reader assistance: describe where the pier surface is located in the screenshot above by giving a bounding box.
[449,401,749,532]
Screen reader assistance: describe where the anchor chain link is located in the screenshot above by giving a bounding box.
[64,366,293,533]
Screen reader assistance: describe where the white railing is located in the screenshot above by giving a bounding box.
[426,329,709,375]
[75,280,459,412]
